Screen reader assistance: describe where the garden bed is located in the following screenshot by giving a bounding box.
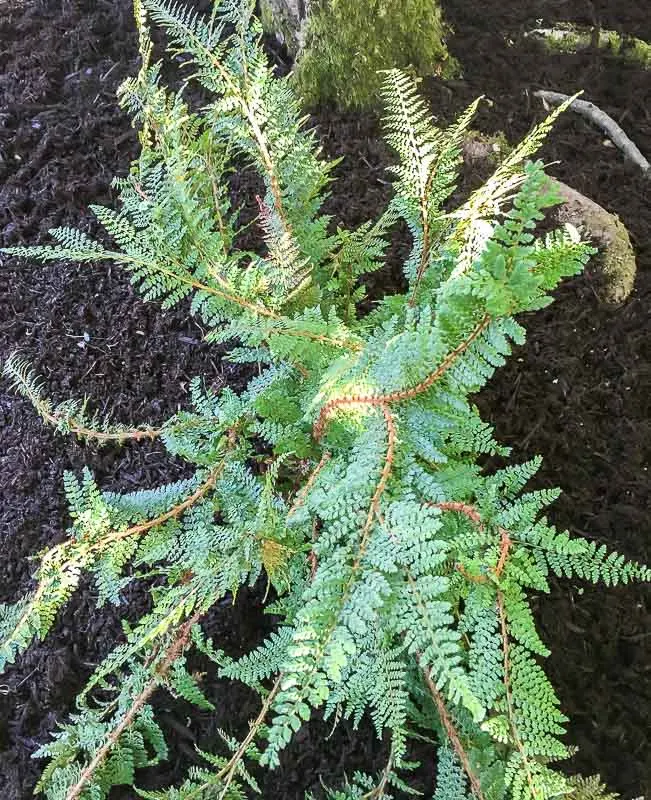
[0,0,649,796]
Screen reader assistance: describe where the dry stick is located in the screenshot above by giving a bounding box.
[314,316,490,440]
[534,90,650,175]
[66,611,203,800]
[419,658,486,800]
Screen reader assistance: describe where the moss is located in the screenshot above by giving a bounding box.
[293,0,458,109]
[532,24,651,68]
[596,214,637,304]
[625,36,651,68]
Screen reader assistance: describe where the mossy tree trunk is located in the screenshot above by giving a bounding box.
[260,0,457,109]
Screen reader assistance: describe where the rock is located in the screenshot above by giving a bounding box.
[461,133,637,304]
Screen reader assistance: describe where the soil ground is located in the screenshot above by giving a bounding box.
[0,0,649,797]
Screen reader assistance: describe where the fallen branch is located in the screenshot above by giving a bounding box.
[533,90,650,176]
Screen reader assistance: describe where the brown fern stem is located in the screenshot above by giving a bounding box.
[497,591,539,799]
[287,452,332,519]
[409,212,431,308]
[214,677,282,800]
[65,611,203,800]
[419,656,486,800]
[494,529,512,578]
[355,405,397,567]
[313,315,490,439]
[308,518,320,580]
[6,459,227,649]
[35,400,161,444]
[265,408,397,744]
[113,252,359,352]
[428,501,483,527]
[177,677,283,800]
[360,745,395,800]
[100,461,224,549]
[427,501,512,581]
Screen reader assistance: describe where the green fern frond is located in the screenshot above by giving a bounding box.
[568,774,620,800]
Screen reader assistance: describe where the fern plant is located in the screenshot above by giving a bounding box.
[1,2,648,799]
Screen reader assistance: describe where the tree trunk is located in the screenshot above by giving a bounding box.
[260,0,310,55]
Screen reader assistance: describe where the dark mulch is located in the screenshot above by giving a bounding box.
[0,0,649,797]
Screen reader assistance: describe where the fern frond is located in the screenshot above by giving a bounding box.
[3,353,161,444]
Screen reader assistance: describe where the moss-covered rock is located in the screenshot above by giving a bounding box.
[527,24,651,69]
[461,133,637,304]
[262,0,457,109]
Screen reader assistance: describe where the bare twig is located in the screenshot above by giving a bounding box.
[534,90,650,175]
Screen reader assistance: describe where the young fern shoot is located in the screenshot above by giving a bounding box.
[1,2,648,799]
